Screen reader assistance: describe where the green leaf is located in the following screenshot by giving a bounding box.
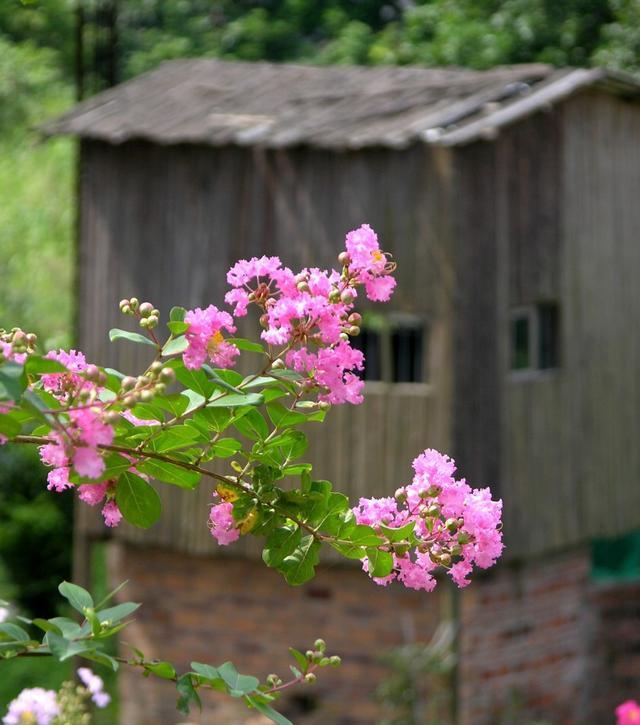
[331,525,384,559]
[365,547,394,578]
[116,472,162,529]
[167,360,216,398]
[47,633,95,661]
[217,662,260,695]
[58,581,94,614]
[281,535,321,586]
[283,463,313,476]
[24,357,67,375]
[151,426,204,453]
[176,673,202,714]
[190,662,220,680]
[48,617,83,638]
[207,392,264,408]
[263,430,308,466]
[80,649,119,671]
[288,647,308,672]
[162,335,189,356]
[108,328,156,347]
[170,306,187,322]
[266,402,306,427]
[137,459,201,489]
[248,698,293,725]
[263,526,302,568]
[154,393,190,418]
[97,602,140,624]
[380,521,416,543]
[233,408,269,441]
[227,338,265,354]
[0,362,27,402]
[145,661,176,679]
[32,619,62,635]
[0,412,20,438]
[167,321,189,335]
[211,438,243,458]
[0,623,29,642]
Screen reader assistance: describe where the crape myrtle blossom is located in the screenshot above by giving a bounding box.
[183,305,239,370]
[77,667,111,708]
[209,499,240,546]
[617,700,640,725]
[353,448,503,591]
[215,224,396,405]
[2,688,59,725]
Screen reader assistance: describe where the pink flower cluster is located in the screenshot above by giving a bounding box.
[0,341,26,366]
[191,224,396,404]
[617,700,640,724]
[183,305,239,370]
[42,349,89,399]
[353,448,503,591]
[209,499,240,546]
[3,688,59,725]
[77,667,111,708]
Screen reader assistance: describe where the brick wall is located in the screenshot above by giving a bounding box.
[108,543,640,724]
[108,543,445,724]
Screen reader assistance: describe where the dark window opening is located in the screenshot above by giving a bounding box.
[351,316,426,383]
[538,302,560,369]
[510,302,560,372]
[392,325,424,383]
[351,328,382,381]
[511,313,530,370]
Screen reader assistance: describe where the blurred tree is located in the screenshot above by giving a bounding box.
[0,447,73,617]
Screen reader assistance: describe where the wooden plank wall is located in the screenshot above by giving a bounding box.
[490,94,640,557]
[76,140,455,554]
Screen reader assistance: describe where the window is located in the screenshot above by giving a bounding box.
[351,314,426,383]
[510,302,560,372]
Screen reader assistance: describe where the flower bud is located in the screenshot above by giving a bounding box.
[450,544,462,557]
[85,364,100,381]
[151,309,160,318]
[147,315,159,328]
[121,376,136,390]
[123,394,137,408]
[328,289,341,304]
[139,390,154,403]
[271,358,285,369]
[329,655,341,667]
[104,411,120,425]
[426,504,441,517]
[427,484,442,497]
[26,333,37,346]
[139,317,149,328]
[129,297,139,310]
[457,531,471,545]
[259,314,269,329]
[318,401,331,411]
[305,650,314,661]
[160,367,176,384]
[439,553,452,567]
[304,673,317,684]
[338,251,350,266]
[139,302,154,316]
[150,361,163,374]
[347,325,360,337]
[339,332,349,342]
[314,639,326,652]
[296,281,310,293]
[119,299,130,311]
[155,382,166,394]
[445,517,459,533]
[394,488,407,503]
[340,289,355,304]
[348,312,362,325]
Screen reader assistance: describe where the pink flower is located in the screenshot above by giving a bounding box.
[3,688,59,725]
[209,501,240,546]
[41,349,88,398]
[617,700,640,724]
[78,482,109,506]
[227,255,282,287]
[183,305,238,370]
[345,224,387,276]
[77,667,111,708]
[47,467,72,492]
[224,288,250,317]
[73,446,106,479]
[353,448,503,591]
[364,274,396,302]
[101,499,122,528]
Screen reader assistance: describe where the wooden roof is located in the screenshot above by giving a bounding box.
[44,60,640,150]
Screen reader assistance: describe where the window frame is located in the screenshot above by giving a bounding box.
[508,301,560,379]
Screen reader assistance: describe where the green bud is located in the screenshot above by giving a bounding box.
[426,504,441,517]
[121,304,132,315]
[304,673,317,684]
[439,553,452,567]
[427,484,442,497]
[296,281,310,293]
[347,325,360,336]
[85,364,100,381]
[314,639,326,652]
[328,289,341,304]
[139,317,149,328]
[339,332,349,342]
[121,376,136,390]
[147,315,159,328]
[151,309,160,318]
[340,289,355,304]
[457,531,471,545]
[329,655,341,667]
[450,544,462,557]
[129,297,139,310]
[139,302,154,316]
[394,488,407,503]
[305,650,314,660]
[338,251,350,266]
[160,367,176,383]
[319,657,331,667]
[119,299,130,311]
[150,361,163,374]
[271,358,285,369]
[445,517,459,533]
[318,401,331,411]
[139,390,154,403]
[348,312,362,325]
[155,382,166,394]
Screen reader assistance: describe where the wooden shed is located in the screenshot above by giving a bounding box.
[46,60,640,723]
